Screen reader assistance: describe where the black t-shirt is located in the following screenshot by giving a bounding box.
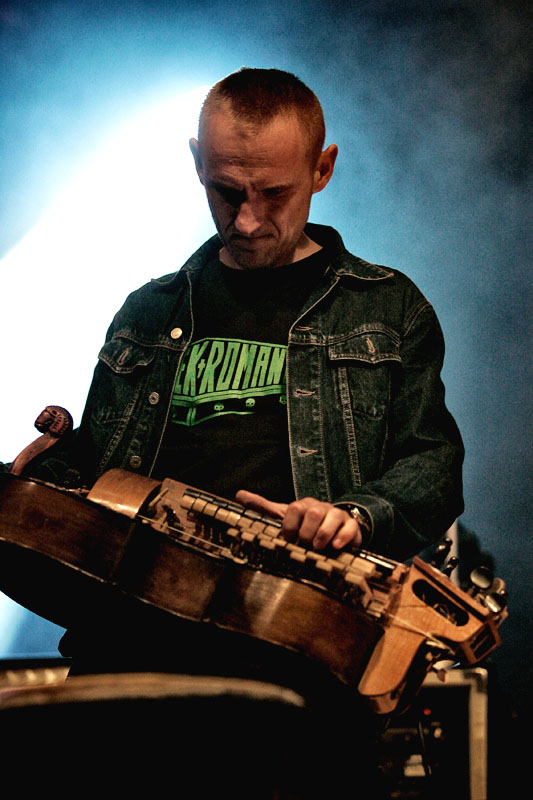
[153,248,328,502]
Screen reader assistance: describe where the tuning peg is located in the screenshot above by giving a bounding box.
[431,538,453,568]
[468,565,494,595]
[490,577,507,597]
[483,577,508,614]
[441,555,459,577]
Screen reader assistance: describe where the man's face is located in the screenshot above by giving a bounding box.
[190,110,335,269]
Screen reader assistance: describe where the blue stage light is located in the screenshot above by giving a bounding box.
[0,85,214,657]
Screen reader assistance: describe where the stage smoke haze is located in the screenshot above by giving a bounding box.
[0,0,530,721]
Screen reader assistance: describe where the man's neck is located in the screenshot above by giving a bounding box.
[291,234,323,262]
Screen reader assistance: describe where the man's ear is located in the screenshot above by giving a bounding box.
[312,144,338,194]
[189,138,204,184]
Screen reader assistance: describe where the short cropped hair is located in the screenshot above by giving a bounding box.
[199,67,326,163]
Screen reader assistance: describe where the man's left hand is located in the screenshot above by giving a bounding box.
[234,491,363,551]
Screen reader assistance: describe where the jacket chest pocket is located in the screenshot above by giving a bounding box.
[328,329,401,417]
[94,336,158,423]
[99,337,157,374]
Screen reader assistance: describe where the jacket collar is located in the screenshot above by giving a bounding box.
[305,223,393,281]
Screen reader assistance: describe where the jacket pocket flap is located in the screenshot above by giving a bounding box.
[98,337,156,374]
[328,330,401,364]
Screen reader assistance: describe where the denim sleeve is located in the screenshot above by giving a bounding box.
[334,303,464,561]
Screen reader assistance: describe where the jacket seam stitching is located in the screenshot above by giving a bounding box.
[403,300,432,339]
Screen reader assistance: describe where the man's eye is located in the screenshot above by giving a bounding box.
[264,188,286,199]
[216,186,244,205]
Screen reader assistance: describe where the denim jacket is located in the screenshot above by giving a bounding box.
[23,224,463,560]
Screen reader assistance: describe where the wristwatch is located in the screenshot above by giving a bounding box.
[340,503,371,534]
[349,505,370,526]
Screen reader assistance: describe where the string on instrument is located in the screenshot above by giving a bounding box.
[385,613,451,651]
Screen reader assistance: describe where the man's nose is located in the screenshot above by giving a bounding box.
[233,201,263,236]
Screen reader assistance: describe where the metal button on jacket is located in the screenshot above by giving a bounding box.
[148,391,160,405]
[170,327,183,339]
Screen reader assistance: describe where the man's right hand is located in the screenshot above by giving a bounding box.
[235,490,363,552]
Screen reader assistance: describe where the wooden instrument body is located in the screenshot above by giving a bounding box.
[0,469,507,714]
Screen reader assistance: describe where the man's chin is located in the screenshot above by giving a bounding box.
[224,242,279,270]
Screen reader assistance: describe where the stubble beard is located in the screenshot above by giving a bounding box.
[222,232,301,270]
[226,244,278,270]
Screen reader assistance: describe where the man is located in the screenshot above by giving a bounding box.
[4,68,464,797]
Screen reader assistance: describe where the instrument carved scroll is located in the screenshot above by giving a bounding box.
[9,406,73,476]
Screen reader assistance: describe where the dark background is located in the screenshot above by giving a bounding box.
[1,0,530,737]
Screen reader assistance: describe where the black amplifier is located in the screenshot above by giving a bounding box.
[377,667,489,800]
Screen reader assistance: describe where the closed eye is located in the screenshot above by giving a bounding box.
[209,182,245,206]
[263,186,289,199]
